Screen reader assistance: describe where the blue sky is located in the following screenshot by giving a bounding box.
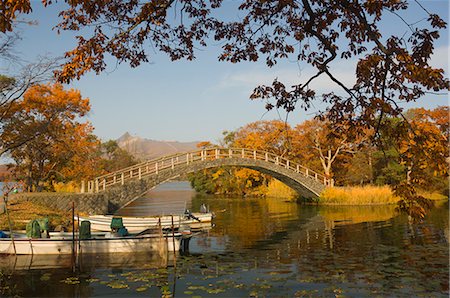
[6,0,449,143]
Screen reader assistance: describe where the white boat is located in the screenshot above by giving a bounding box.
[0,233,180,255]
[77,212,213,232]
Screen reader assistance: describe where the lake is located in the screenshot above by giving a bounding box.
[0,181,448,297]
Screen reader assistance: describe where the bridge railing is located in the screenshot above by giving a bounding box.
[85,148,332,193]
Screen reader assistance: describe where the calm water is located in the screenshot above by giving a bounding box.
[0,181,448,297]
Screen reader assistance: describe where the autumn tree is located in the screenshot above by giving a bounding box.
[234,120,293,156]
[1,83,99,191]
[2,2,446,101]
[3,1,448,213]
[400,106,449,190]
[0,32,60,157]
[292,118,370,181]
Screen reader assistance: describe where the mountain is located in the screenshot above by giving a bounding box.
[116,132,200,160]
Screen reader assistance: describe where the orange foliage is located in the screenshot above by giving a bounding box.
[233,120,292,156]
[2,83,100,191]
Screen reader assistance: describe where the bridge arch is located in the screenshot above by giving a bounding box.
[85,148,331,199]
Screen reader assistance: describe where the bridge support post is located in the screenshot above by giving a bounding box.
[138,168,142,179]
[95,179,99,193]
[80,181,85,193]
[265,152,268,161]
[121,173,124,185]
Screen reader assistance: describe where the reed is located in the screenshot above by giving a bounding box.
[320,185,448,205]
[319,185,399,205]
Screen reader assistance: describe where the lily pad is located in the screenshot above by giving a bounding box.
[60,277,80,285]
[136,286,148,292]
[106,280,129,289]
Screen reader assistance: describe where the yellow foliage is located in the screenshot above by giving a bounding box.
[320,185,399,205]
[53,181,80,193]
[320,185,448,205]
[265,179,297,200]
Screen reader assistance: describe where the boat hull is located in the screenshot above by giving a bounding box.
[0,235,180,255]
[78,213,213,232]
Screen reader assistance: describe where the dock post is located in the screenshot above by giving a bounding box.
[80,181,85,193]
[171,215,177,265]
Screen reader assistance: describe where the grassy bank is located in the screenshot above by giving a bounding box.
[317,185,447,205]
[0,201,73,231]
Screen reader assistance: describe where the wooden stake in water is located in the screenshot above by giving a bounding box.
[171,215,177,266]
[3,193,16,255]
[71,201,76,272]
[77,212,81,270]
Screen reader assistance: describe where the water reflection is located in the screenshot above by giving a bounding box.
[0,182,448,297]
[116,181,196,216]
[0,252,170,271]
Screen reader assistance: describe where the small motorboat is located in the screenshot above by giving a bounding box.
[0,218,181,255]
[77,211,214,232]
[0,232,180,255]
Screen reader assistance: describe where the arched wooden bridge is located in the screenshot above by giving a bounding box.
[85,148,332,198]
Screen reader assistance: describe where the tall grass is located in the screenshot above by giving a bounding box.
[320,185,399,205]
[320,185,448,205]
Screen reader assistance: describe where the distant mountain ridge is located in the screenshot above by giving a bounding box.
[117,132,199,161]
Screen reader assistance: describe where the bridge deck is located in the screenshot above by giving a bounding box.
[84,148,332,197]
